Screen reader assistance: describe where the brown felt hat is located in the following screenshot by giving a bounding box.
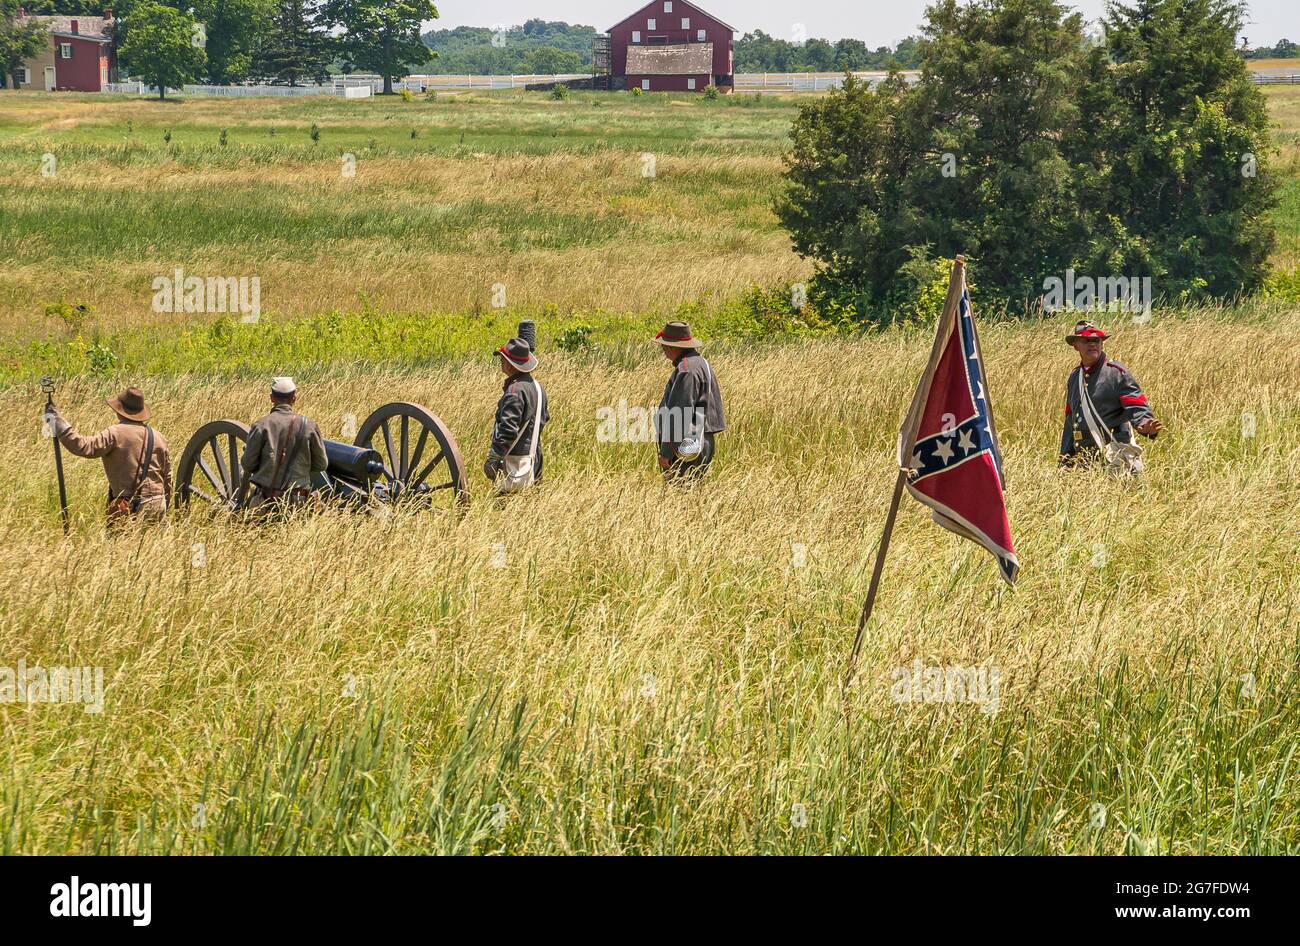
[106,386,150,422]
[655,321,700,348]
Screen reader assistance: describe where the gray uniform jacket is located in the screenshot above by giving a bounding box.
[491,373,549,477]
[240,403,328,490]
[656,352,725,461]
[1060,355,1156,458]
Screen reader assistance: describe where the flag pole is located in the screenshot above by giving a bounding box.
[844,466,907,688]
[843,256,967,690]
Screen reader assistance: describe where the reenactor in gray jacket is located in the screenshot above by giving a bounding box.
[1059,320,1164,466]
[653,321,725,480]
[239,377,328,511]
[485,338,548,491]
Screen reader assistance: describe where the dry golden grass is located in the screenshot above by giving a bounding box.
[1,310,1296,853]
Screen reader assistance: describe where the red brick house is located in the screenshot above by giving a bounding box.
[12,13,116,92]
[607,0,735,92]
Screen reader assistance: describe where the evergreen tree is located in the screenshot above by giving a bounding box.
[252,0,332,86]
[1080,0,1277,297]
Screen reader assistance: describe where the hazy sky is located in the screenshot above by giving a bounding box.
[427,1,1296,46]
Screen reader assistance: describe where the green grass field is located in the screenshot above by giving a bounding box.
[0,87,1296,855]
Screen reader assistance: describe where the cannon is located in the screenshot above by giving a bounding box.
[174,401,467,512]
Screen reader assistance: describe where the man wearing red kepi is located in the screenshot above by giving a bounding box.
[1059,320,1164,469]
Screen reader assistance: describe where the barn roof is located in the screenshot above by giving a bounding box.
[625,43,714,75]
[608,0,736,34]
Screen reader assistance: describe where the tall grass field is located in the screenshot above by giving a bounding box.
[0,88,1296,855]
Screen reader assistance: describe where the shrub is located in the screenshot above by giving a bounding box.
[400,88,414,103]
[44,301,94,335]
[630,86,643,97]
[702,84,720,101]
[309,123,320,142]
[551,83,570,101]
[555,323,594,351]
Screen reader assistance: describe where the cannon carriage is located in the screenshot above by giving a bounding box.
[174,401,467,512]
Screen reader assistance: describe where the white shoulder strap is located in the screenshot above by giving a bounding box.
[1076,368,1115,447]
[527,380,543,460]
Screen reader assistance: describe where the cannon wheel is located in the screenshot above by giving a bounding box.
[354,402,467,505]
[175,419,249,510]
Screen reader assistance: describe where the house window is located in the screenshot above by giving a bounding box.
[632,30,640,43]
[17,67,30,84]
[697,29,706,41]
[647,18,656,29]
[687,78,696,90]
[682,18,690,29]
[59,43,73,59]
[664,2,672,10]
[642,79,650,91]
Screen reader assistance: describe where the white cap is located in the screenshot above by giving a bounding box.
[271,377,296,395]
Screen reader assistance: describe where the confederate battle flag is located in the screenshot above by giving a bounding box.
[897,258,1019,585]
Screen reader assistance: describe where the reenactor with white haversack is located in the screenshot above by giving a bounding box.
[654,321,725,480]
[1059,320,1164,471]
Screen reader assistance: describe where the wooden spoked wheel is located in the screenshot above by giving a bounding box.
[175,419,249,511]
[354,402,467,506]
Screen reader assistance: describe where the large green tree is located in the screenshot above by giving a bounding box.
[324,0,436,95]
[118,2,206,99]
[251,0,332,86]
[777,0,1277,318]
[1075,0,1277,297]
[191,0,274,84]
[0,0,49,90]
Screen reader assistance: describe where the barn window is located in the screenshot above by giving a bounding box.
[632,30,640,42]
[697,29,706,41]
[647,18,656,29]
[642,79,650,91]
[59,43,73,59]
[664,1,672,10]
[681,17,690,29]
[687,78,696,90]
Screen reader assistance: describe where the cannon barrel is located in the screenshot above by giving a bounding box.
[324,439,384,480]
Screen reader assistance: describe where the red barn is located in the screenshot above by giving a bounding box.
[607,0,734,92]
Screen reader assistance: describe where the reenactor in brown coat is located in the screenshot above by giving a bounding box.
[1059,320,1164,469]
[653,321,725,480]
[42,386,172,525]
[238,377,328,512]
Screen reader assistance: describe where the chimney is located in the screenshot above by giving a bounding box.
[71,19,79,34]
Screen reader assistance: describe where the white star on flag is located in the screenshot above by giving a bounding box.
[975,381,985,401]
[933,439,955,464]
[958,428,975,453]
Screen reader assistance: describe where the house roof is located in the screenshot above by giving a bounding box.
[23,15,113,41]
[625,42,714,75]
[608,0,736,34]
[51,32,112,44]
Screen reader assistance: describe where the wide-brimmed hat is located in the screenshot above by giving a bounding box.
[106,386,150,422]
[1065,320,1109,345]
[655,321,699,349]
[496,337,538,373]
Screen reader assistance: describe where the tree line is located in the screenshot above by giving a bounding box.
[421,20,595,75]
[1,0,439,95]
[778,0,1278,321]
